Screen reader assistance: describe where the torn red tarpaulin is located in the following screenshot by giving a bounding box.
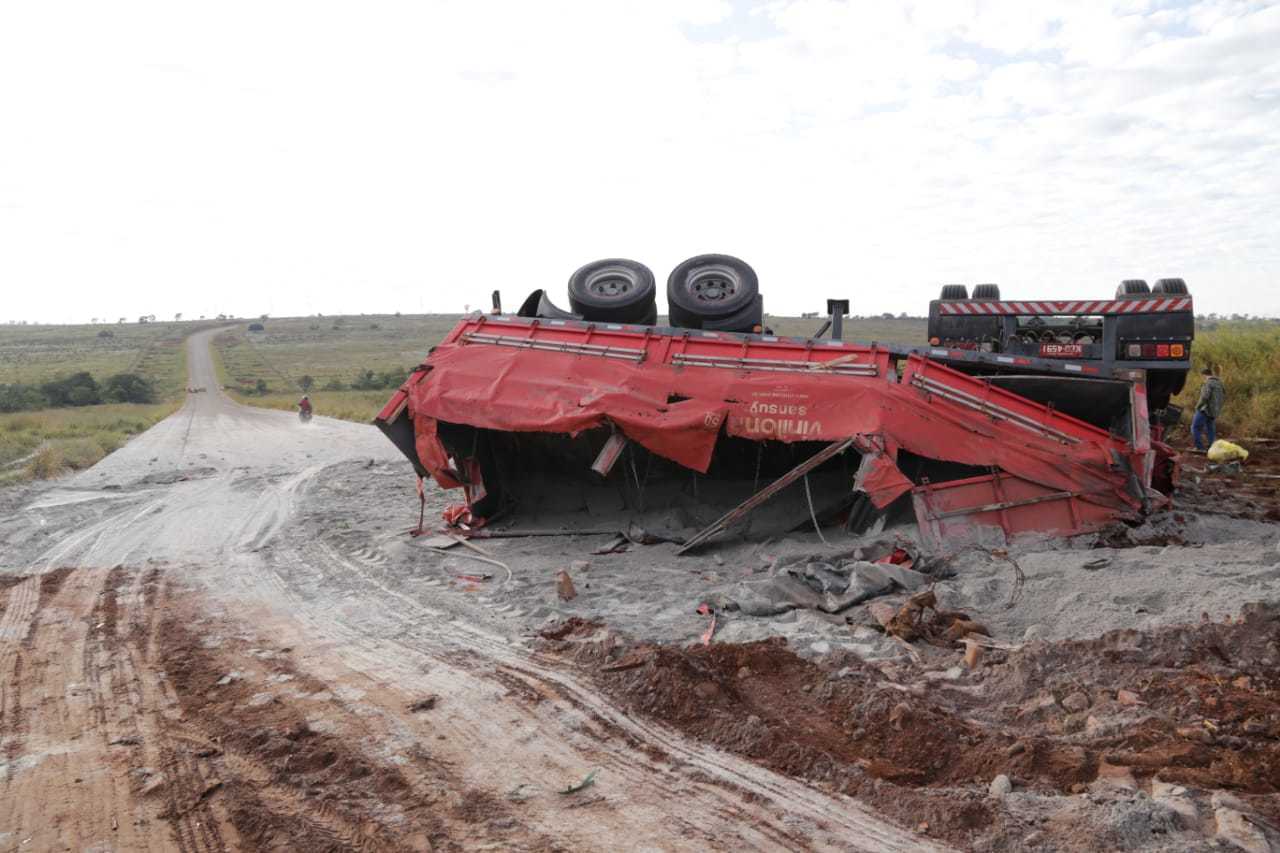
[397,317,1150,515]
[877,547,914,570]
[852,442,915,508]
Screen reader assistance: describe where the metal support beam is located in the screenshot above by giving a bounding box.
[677,438,856,554]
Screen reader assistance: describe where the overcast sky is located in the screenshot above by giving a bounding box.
[2,0,1277,323]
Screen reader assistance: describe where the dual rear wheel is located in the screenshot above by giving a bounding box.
[567,254,761,332]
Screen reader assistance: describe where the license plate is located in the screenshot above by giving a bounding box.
[1039,343,1084,357]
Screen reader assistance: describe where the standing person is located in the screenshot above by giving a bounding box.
[1191,367,1225,451]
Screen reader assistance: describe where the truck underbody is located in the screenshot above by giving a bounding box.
[377,307,1180,552]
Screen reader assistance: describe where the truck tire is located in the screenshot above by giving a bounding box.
[700,294,764,333]
[1116,279,1150,298]
[939,285,969,300]
[667,254,759,329]
[1152,278,1188,295]
[971,284,1000,300]
[568,259,656,323]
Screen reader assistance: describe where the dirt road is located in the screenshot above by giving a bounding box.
[0,329,941,851]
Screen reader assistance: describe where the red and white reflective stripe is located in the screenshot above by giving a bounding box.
[939,298,1191,315]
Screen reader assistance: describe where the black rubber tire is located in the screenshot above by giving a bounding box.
[1116,279,1150,298]
[567,258,656,323]
[939,284,969,300]
[971,283,1001,300]
[1152,278,1188,295]
[702,295,764,333]
[666,255,759,327]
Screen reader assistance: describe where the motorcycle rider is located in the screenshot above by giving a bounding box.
[298,394,313,419]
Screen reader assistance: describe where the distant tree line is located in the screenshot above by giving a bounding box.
[0,371,157,413]
[287,368,409,394]
[234,367,408,398]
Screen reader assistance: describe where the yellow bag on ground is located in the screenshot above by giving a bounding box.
[1207,439,1249,463]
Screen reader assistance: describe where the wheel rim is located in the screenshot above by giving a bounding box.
[585,269,637,301]
[687,266,740,304]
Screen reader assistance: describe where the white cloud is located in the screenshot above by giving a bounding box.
[0,0,1277,324]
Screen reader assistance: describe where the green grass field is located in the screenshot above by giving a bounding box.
[0,320,206,483]
[0,321,204,401]
[1176,321,1280,439]
[0,401,182,486]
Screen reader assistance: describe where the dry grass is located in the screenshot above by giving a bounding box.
[0,320,208,485]
[1176,321,1280,439]
[225,390,392,423]
[0,401,181,485]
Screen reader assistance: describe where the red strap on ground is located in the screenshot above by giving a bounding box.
[696,603,717,646]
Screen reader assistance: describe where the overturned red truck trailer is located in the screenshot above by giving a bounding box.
[376,296,1187,552]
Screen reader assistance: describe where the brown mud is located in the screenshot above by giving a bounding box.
[545,601,1280,848]
[0,565,563,852]
[1174,437,1280,522]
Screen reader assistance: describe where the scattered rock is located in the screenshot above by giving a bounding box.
[1092,760,1137,791]
[1062,691,1091,713]
[1215,807,1271,853]
[988,774,1012,800]
[868,602,897,630]
[570,560,590,573]
[962,638,983,669]
[810,641,831,655]
[1062,712,1088,734]
[737,666,752,679]
[556,571,577,602]
[1018,691,1058,720]
[407,695,439,713]
[1023,624,1046,642]
[140,774,167,796]
[1212,791,1252,813]
[693,681,719,699]
[1085,715,1117,737]
[1151,779,1198,827]
[1116,689,1142,706]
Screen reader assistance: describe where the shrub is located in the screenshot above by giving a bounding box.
[351,369,382,390]
[0,384,48,413]
[254,378,269,395]
[299,375,315,392]
[26,444,65,479]
[41,372,102,407]
[103,372,156,404]
[248,322,265,332]
[378,368,408,389]
[322,378,346,391]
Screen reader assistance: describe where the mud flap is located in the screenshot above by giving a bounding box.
[912,473,1124,551]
